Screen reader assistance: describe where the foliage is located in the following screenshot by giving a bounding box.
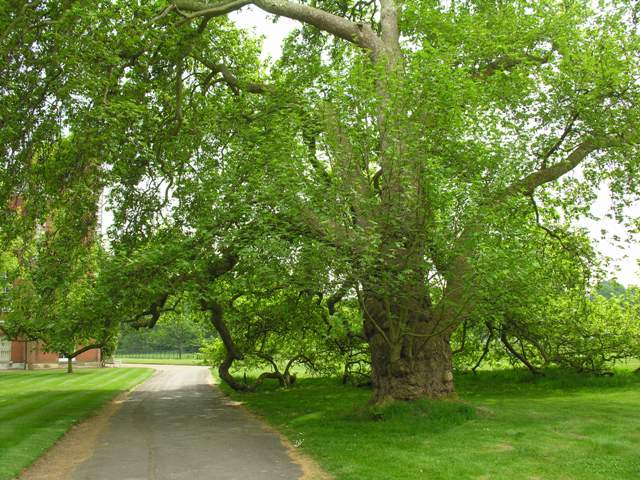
[448,215,640,375]
[2,0,640,399]
[0,239,117,366]
[595,278,628,299]
[118,305,214,356]
[199,293,369,386]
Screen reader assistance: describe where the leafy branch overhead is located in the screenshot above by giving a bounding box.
[1,0,639,401]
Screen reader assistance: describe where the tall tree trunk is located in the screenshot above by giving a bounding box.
[67,356,73,374]
[363,292,456,403]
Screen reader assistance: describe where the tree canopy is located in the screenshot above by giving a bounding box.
[1,0,639,400]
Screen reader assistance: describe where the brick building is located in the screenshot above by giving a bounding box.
[0,333,101,370]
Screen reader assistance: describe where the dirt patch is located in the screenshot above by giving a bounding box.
[492,442,515,452]
[276,430,333,480]
[18,374,153,480]
[475,406,495,417]
[561,431,590,441]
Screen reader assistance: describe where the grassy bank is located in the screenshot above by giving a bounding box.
[115,357,202,366]
[0,368,153,480]
[220,368,640,480]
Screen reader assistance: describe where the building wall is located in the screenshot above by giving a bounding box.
[10,340,26,363]
[76,348,101,363]
[1,336,101,369]
[29,342,60,364]
[0,334,11,365]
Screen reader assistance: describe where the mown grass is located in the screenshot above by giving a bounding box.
[115,356,202,365]
[220,367,640,480]
[0,368,153,480]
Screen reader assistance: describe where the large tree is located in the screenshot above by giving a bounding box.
[2,0,639,402]
[159,0,640,402]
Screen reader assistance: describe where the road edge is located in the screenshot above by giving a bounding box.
[17,367,157,480]
[206,372,333,480]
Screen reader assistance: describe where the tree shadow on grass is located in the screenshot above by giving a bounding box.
[227,367,640,437]
[456,367,640,400]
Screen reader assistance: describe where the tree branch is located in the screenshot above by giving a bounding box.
[540,113,579,167]
[69,343,103,359]
[192,54,269,94]
[130,293,170,329]
[379,0,400,51]
[176,0,251,19]
[452,320,467,355]
[504,139,601,198]
[473,52,550,79]
[500,325,544,376]
[327,281,352,315]
[201,298,252,391]
[499,131,636,202]
[173,0,381,52]
[151,4,177,23]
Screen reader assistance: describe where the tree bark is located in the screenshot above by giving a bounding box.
[500,328,544,376]
[67,356,73,374]
[368,331,454,403]
[201,299,252,392]
[363,292,455,403]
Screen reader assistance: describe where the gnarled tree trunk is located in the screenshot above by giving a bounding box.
[368,330,454,403]
[363,290,456,403]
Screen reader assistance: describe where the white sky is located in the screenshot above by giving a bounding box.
[230,10,640,286]
[579,188,640,286]
[229,8,297,62]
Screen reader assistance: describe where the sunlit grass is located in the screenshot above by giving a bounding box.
[0,368,153,480]
[115,356,202,365]
[220,366,640,480]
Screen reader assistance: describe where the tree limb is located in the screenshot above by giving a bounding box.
[173,0,381,52]
[452,320,467,355]
[176,0,251,19]
[540,112,579,167]
[68,343,103,359]
[500,325,544,376]
[150,4,177,23]
[201,298,252,391]
[503,138,614,198]
[473,53,550,79]
[192,54,269,94]
[471,328,493,374]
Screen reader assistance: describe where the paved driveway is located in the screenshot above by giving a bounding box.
[69,365,302,480]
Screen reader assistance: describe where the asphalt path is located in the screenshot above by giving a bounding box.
[69,365,302,480]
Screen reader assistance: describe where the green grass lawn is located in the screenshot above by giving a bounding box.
[220,368,640,480]
[0,367,153,480]
[114,356,203,366]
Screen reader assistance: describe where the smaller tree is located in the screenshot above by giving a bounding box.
[452,216,640,375]
[152,308,209,358]
[118,303,213,358]
[3,245,117,373]
[595,279,627,299]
